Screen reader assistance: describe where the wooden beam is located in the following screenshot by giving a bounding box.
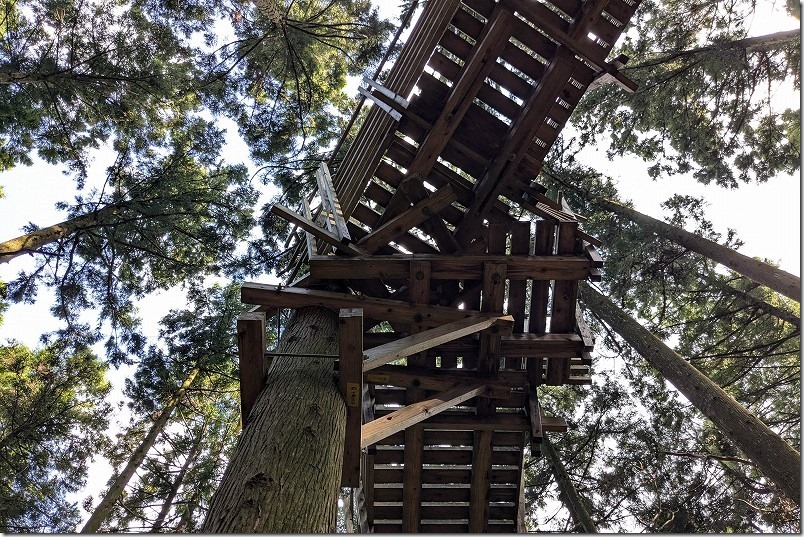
[402,425,423,532]
[501,333,585,357]
[269,204,367,256]
[361,383,489,448]
[364,364,521,397]
[357,186,458,254]
[363,315,514,372]
[339,309,363,487]
[309,254,591,281]
[237,312,266,425]
[315,163,352,243]
[468,430,493,532]
[241,283,502,328]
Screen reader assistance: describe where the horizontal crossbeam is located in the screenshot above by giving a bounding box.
[309,254,592,281]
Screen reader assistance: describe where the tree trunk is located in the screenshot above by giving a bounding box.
[80,367,200,533]
[700,274,800,328]
[542,435,598,533]
[202,306,346,533]
[580,283,801,503]
[0,203,126,264]
[628,29,801,70]
[150,425,204,532]
[593,198,801,301]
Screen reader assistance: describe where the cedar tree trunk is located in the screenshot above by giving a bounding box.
[542,435,598,532]
[593,197,801,301]
[580,283,801,503]
[0,204,125,264]
[81,367,200,533]
[202,306,346,532]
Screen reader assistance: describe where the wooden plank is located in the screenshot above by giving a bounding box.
[315,162,351,243]
[358,186,457,254]
[301,199,318,258]
[358,85,403,121]
[373,484,519,503]
[309,253,591,281]
[364,364,523,397]
[468,430,493,532]
[363,315,514,372]
[374,446,522,466]
[339,309,363,487]
[501,332,584,357]
[269,204,367,256]
[237,312,266,425]
[361,384,489,448]
[416,413,531,431]
[241,283,501,328]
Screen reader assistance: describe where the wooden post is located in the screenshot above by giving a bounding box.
[237,312,266,425]
[339,308,364,487]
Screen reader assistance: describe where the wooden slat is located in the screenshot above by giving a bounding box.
[365,364,522,395]
[469,430,493,532]
[362,384,489,448]
[373,484,519,503]
[242,283,500,329]
[316,162,352,243]
[339,308,363,487]
[309,254,591,281]
[237,312,266,425]
[363,315,514,372]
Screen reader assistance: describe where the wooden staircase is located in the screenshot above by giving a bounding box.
[238,0,641,531]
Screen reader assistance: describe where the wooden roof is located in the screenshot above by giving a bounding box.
[240,0,641,532]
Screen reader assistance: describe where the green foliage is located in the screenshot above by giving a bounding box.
[571,0,801,186]
[0,341,111,532]
[98,283,254,531]
[5,118,258,362]
[0,0,200,180]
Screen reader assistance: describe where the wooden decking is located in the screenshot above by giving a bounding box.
[239,0,641,531]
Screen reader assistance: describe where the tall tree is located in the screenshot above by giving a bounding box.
[203,306,345,532]
[572,0,800,186]
[2,118,257,362]
[0,341,110,532]
[579,282,801,503]
[82,282,246,532]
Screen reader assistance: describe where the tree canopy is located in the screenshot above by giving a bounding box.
[0,0,799,532]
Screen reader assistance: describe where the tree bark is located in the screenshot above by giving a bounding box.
[593,197,801,301]
[80,367,200,533]
[202,306,346,533]
[0,203,127,264]
[580,283,801,503]
[542,435,598,533]
[628,29,801,70]
[150,425,204,532]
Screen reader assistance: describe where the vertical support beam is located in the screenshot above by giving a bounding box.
[237,312,266,425]
[468,429,494,532]
[528,220,555,386]
[402,260,430,530]
[339,308,364,487]
[506,221,531,370]
[547,221,579,384]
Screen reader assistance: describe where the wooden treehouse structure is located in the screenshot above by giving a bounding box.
[238,0,641,532]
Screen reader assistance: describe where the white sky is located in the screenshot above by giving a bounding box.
[0,0,799,530]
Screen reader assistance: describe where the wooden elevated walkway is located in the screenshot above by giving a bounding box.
[238,0,641,531]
